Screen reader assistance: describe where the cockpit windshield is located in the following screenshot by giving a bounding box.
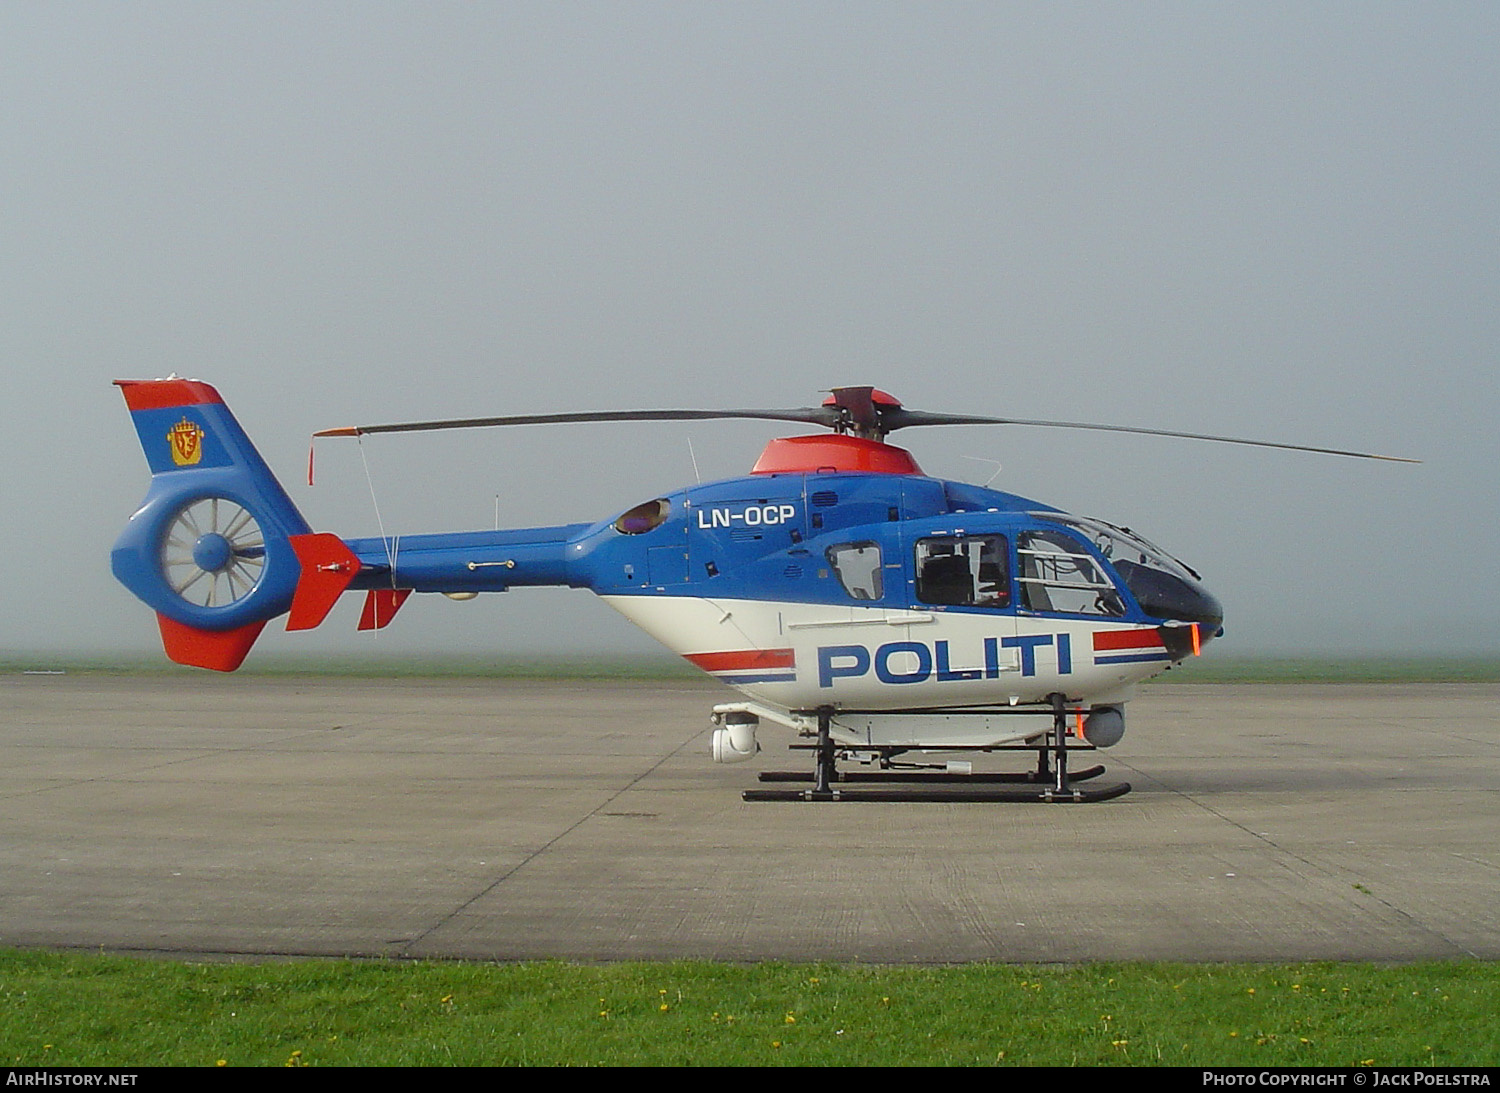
[1038,514,1222,627]
[1017,528,1124,616]
[1041,514,1202,583]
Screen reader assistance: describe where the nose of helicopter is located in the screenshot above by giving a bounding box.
[1144,575,1223,662]
[1181,582,1224,632]
[1155,576,1225,660]
[1158,620,1220,661]
[1113,560,1223,634]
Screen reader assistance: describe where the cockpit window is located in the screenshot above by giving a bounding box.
[1039,513,1201,582]
[826,542,883,600]
[1038,514,1222,626]
[915,535,1010,608]
[613,498,670,535]
[1018,529,1125,616]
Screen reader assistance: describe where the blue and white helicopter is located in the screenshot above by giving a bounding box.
[112,381,1412,802]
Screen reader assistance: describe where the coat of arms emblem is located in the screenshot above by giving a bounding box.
[167,417,204,466]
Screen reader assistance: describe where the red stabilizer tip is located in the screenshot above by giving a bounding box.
[156,614,266,672]
[287,533,362,631]
[115,379,225,411]
[358,588,412,631]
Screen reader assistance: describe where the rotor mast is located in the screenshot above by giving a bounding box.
[823,386,903,442]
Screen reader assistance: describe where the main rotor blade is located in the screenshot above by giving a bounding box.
[314,406,841,438]
[882,409,1420,463]
[313,394,1418,463]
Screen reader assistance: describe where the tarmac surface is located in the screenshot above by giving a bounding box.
[1,672,1495,963]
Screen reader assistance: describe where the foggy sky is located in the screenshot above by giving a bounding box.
[2,2,1495,661]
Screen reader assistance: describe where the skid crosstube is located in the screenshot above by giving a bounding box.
[742,696,1131,803]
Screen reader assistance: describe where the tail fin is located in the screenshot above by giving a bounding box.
[111,379,356,670]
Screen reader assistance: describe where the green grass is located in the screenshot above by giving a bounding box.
[0,952,1494,1067]
[1151,655,1500,684]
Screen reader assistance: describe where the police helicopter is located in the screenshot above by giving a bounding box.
[111,381,1414,802]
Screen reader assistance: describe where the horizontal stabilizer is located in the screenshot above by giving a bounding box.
[358,588,412,631]
[287,533,362,631]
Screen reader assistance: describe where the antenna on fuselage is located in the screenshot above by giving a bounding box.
[962,455,1005,488]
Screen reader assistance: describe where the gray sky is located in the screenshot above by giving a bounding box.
[2,2,1495,660]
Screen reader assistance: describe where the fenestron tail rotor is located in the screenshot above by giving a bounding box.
[159,496,267,609]
[312,384,1419,464]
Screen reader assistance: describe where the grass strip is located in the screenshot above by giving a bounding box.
[1155,656,1500,684]
[1,951,1494,1067]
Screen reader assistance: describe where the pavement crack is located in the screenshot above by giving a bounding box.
[400,724,706,954]
[0,726,349,800]
[1110,754,1481,959]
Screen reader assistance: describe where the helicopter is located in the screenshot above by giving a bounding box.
[111,380,1413,802]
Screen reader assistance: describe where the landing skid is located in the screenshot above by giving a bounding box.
[755,765,1107,785]
[741,696,1131,803]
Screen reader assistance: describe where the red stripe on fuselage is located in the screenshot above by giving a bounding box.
[1092,629,1165,651]
[684,649,796,673]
